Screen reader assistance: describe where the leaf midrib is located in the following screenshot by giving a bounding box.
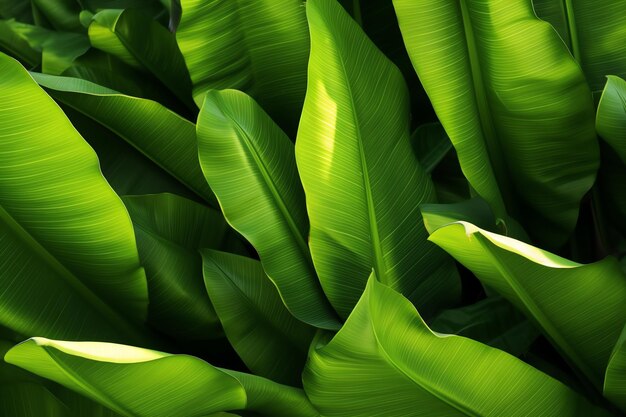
[321,15,387,284]
[458,0,512,215]
[204,256,309,357]
[0,205,142,343]
[369,307,481,417]
[474,233,601,387]
[47,92,212,205]
[46,347,139,417]
[224,106,313,273]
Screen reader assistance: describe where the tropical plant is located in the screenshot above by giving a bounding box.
[0,0,625,415]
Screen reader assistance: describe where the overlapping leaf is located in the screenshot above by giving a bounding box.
[532,0,626,93]
[429,221,626,388]
[32,73,216,205]
[124,194,228,340]
[394,0,598,246]
[0,53,149,343]
[5,338,319,417]
[202,250,315,385]
[197,89,339,329]
[303,277,609,416]
[597,76,626,164]
[296,0,460,318]
[176,0,309,132]
[87,8,193,108]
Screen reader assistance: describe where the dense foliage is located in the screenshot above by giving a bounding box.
[0,0,625,415]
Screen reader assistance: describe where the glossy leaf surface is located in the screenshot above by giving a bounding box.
[296,0,460,318]
[394,0,598,246]
[0,53,148,341]
[429,221,626,388]
[197,89,339,329]
[303,277,608,417]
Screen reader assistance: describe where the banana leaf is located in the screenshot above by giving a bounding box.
[0,53,151,344]
[175,0,309,133]
[428,221,626,389]
[5,338,320,417]
[597,75,626,164]
[394,0,598,246]
[532,0,626,93]
[197,89,339,329]
[296,0,460,318]
[202,249,315,386]
[303,276,610,416]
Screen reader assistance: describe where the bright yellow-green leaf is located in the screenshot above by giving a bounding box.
[0,53,149,342]
[5,338,319,417]
[296,0,460,318]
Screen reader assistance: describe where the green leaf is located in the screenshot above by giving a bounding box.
[0,20,40,68]
[394,0,598,246]
[124,194,228,341]
[0,340,121,417]
[31,72,217,206]
[0,19,89,74]
[597,76,626,164]
[303,277,610,417]
[63,107,198,198]
[296,0,460,318]
[605,324,626,412]
[31,0,82,32]
[0,53,149,341]
[429,296,540,357]
[197,89,339,329]
[532,0,626,93]
[5,338,319,417]
[201,249,315,386]
[87,8,194,108]
[176,0,309,133]
[429,221,626,388]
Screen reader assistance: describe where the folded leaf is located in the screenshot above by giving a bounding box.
[429,221,626,388]
[394,0,598,246]
[532,0,626,93]
[597,76,626,164]
[124,194,228,340]
[296,0,460,318]
[176,0,309,133]
[303,277,609,416]
[0,53,149,340]
[197,89,339,329]
[32,72,217,205]
[605,325,626,412]
[202,249,315,385]
[6,338,319,417]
